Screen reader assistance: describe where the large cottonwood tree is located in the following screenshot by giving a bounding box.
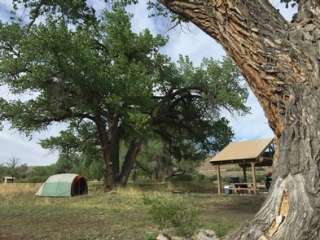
[0,2,248,191]
[157,0,320,239]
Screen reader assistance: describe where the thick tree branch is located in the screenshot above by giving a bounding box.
[27,0,46,30]
[159,0,315,137]
[117,140,142,186]
[297,0,320,21]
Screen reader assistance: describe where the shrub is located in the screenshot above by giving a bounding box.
[169,174,194,182]
[144,232,157,240]
[143,194,200,237]
[210,223,233,237]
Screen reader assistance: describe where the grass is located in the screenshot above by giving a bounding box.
[0,183,266,240]
[143,193,200,237]
[0,183,41,195]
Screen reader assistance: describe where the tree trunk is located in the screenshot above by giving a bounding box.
[241,165,247,183]
[95,114,113,191]
[110,127,120,183]
[117,141,142,186]
[225,86,320,239]
[160,0,320,239]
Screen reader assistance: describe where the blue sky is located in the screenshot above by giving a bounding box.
[0,0,296,166]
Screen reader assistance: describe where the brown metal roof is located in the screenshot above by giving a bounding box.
[209,138,274,164]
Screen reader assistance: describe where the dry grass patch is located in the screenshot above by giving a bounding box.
[0,183,40,196]
[0,183,266,240]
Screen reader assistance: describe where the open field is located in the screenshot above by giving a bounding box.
[0,183,266,240]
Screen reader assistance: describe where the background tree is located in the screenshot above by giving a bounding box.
[26,164,57,183]
[40,55,248,186]
[6,157,20,177]
[0,1,248,191]
[0,6,168,190]
[0,157,29,180]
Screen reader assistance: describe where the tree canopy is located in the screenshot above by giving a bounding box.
[0,2,248,189]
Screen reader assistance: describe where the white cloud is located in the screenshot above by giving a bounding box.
[163,24,225,64]
[0,2,11,21]
[0,0,297,165]
[0,125,62,166]
[223,90,274,141]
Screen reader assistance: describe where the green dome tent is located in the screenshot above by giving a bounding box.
[36,174,88,197]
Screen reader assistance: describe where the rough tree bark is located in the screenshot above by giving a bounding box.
[95,111,141,189]
[159,0,320,239]
[95,113,114,191]
[109,117,121,183]
[117,141,142,186]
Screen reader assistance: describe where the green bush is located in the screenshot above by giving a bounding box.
[169,174,194,182]
[143,233,157,240]
[18,176,48,183]
[143,194,200,237]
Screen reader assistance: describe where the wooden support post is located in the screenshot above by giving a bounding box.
[242,166,247,183]
[217,164,222,195]
[251,162,257,194]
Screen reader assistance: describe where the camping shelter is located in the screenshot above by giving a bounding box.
[36,173,88,197]
[209,138,274,194]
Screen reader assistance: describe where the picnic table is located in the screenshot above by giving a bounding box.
[227,183,266,194]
